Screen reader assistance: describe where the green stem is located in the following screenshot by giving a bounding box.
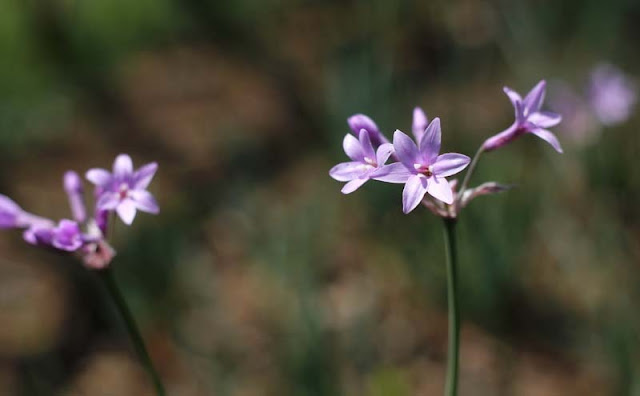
[99,268,166,396]
[442,218,459,396]
[456,145,485,208]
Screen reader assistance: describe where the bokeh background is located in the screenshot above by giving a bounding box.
[0,0,639,395]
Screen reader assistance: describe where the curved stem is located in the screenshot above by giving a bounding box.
[99,268,166,396]
[442,218,459,396]
[456,146,485,208]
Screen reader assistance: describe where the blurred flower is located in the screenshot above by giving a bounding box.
[372,118,470,213]
[547,81,599,145]
[329,129,395,194]
[588,63,637,126]
[483,80,563,153]
[347,113,389,147]
[0,195,25,229]
[87,154,159,225]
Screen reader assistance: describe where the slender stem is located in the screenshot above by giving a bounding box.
[456,145,485,208]
[99,268,166,396]
[442,218,459,396]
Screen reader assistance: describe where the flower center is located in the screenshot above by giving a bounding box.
[364,157,377,166]
[118,183,129,200]
[413,163,433,177]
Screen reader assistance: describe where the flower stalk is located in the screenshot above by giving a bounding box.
[442,217,459,396]
[99,267,166,396]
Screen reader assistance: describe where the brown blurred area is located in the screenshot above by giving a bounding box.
[1,0,639,394]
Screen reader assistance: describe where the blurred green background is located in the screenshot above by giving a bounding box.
[0,0,639,395]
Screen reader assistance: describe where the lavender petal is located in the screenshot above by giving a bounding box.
[523,80,546,114]
[86,168,112,187]
[133,162,158,190]
[371,163,413,184]
[412,107,429,143]
[130,190,160,214]
[426,176,453,204]
[341,178,369,194]
[113,154,133,179]
[530,128,564,153]
[329,162,370,182]
[432,153,471,177]
[116,199,137,225]
[393,130,420,169]
[419,117,441,163]
[343,134,364,162]
[402,174,429,214]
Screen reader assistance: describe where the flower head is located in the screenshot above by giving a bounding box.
[372,118,470,213]
[483,80,563,153]
[329,129,395,194]
[86,154,159,225]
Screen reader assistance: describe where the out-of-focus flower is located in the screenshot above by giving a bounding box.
[347,114,389,148]
[588,63,637,126]
[329,129,395,194]
[0,194,25,229]
[483,80,563,153]
[87,154,159,225]
[372,118,470,213]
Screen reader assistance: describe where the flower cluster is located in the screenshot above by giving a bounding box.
[0,154,159,269]
[330,80,562,215]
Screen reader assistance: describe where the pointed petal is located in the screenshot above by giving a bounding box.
[113,154,133,179]
[524,80,546,114]
[427,176,454,204]
[129,190,160,214]
[329,162,370,182]
[347,114,386,146]
[97,192,120,210]
[134,162,158,189]
[86,168,112,187]
[503,86,522,106]
[371,163,413,184]
[116,199,137,225]
[358,129,376,161]
[432,153,471,177]
[402,174,429,214]
[342,134,364,162]
[341,178,369,194]
[530,128,564,153]
[528,111,562,128]
[393,130,420,168]
[412,107,429,142]
[0,194,22,228]
[375,143,395,166]
[419,118,441,163]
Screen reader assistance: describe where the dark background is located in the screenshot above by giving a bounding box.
[0,0,639,394]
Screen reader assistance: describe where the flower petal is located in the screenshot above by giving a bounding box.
[412,107,429,143]
[116,199,137,225]
[528,111,562,128]
[86,168,112,187]
[341,178,369,194]
[419,117,441,163]
[530,128,564,153]
[375,143,395,166]
[402,174,429,214]
[503,86,522,106]
[523,80,546,114]
[97,192,120,210]
[329,162,370,182]
[427,176,454,204]
[358,129,376,161]
[393,130,420,169]
[130,190,160,214]
[343,134,364,162]
[113,154,133,179]
[134,162,158,190]
[347,114,386,146]
[432,153,470,177]
[371,163,413,184]
[0,194,22,229]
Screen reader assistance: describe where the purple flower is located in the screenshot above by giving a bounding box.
[372,118,470,213]
[329,129,395,194]
[347,114,389,148]
[483,80,563,153]
[23,219,92,252]
[86,154,159,225]
[588,63,637,126]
